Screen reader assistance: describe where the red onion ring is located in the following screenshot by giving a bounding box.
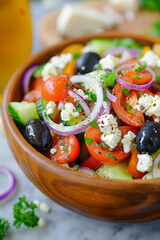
[58,101,65,110]
[68,90,91,116]
[115,63,155,90]
[152,153,160,178]
[0,166,16,200]
[21,64,40,96]
[105,89,117,102]
[103,47,140,58]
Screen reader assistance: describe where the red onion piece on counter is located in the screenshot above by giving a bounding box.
[115,63,155,90]
[21,64,40,95]
[0,166,16,201]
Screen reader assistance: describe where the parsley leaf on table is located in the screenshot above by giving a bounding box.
[0,218,10,240]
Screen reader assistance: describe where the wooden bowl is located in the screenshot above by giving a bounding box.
[2,32,160,223]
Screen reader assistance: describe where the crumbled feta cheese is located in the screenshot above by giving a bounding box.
[121,131,136,153]
[120,50,132,63]
[154,117,159,123]
[135,93,160,117]
[38,202,51,214]
[140,50,160,68]
[137,154,153,173]
[73,88,88,100]
[97,113,118,134]
[99,54,119,71]
[50,147,57,155]
[109,0,139,11]
[42,53,72,81]
[46,101,56,115]
[61,103,79,121]
[38,218,46,228]
[101,129,121,149]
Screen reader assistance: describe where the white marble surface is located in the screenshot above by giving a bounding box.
[1,1,160,240]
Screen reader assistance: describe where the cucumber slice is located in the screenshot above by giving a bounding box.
[36,97,59,121]
[8,101,39,126]
[33,63,46,78]
[88,38,115,55]
[61,114,84,126]
[96,160,133,180]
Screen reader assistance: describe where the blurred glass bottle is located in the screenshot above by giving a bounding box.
[0,0,32,93]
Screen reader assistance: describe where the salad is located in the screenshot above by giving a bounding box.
[8,38,160,180]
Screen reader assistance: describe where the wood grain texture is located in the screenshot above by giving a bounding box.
[39,0,160,47]
[2,32,160,222]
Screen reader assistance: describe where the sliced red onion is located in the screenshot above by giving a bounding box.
[0,166,16,200]
[68,90,91,116]
[103,47,140,58]
[115,63,155,90]
[22,64,40,96]
[42,75,103,136]
[58,101,65,110]
[103,100,111,114]
[77,167,97,176]
[152,153,160,178]
[105,89,117,102]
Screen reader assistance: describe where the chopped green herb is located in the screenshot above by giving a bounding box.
[112,154,117,162]
[91,169,97,175]
[126,105,133,110]
[70,165,80,171]
[140,0,160,11]
[107,152,111,158]
[64,146,69,161]
[158,162,160,169]
[133,74,140,83]
[84,136,95,146]
[134,61,147,72]
[102,71,117,88]
[76,100,82,113]
[73,52,81,59]
[97,63,102,70]
[122,87,129,96]
[60,135,63,139]
[65,82,70,89]
[89,120,99,129]
[13,196,39,229]
[103,89,107,101]
[156,74,160,84]
[86,90,97,101]
[0,218,10,240]
[117,116,122,119]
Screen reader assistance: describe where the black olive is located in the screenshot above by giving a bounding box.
[75,52,101,74]
[24,119,52,152]
[136,121,160,154]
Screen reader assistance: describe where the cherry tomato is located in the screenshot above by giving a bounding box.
[63,59,76,76]
[121,69,152,85]
[42,75,70,102]
[22,90,42,103]
[30,76,44,92]
[85,126,138,165]
[51,135,80,164]
[81,155,101,170]
[112,83,152,127]
[60,43,84,55]
[128,151,146,179]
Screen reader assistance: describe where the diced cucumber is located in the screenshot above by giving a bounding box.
[88,38,115,55]
[36,97,59,121]
[96,160,133,180]
[61,114,84,126]
[33,63,46,78]
[8,101,39,126]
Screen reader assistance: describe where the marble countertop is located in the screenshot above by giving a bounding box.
[1,1,160,240]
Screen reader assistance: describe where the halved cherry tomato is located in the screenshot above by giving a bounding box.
[30,76,44,92]
[112,83,152,127]
[22,90,42,103]
[63,59,76,76]
[60,43,84,55]
[85,126,138,165]
[121,69,152,85]
[128,151,146,179]
[42,75,70,102]
[51,135,80,164]
[81,155,101,170]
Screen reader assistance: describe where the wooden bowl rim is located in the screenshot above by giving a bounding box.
[2,31,160,186]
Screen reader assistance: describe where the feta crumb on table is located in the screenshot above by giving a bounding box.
[38,202,51,213]
[137,154,153,173]
[38,218,46,228]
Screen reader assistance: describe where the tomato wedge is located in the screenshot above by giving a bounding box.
[22,90,42,103]
[112,83,152,127]
[85,126,138,165]
[51,135,80,164]
[128,151,146,179]
[30,76,44,92]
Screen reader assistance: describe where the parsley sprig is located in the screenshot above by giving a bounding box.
[0,218,10,240]
[84,136,95,146]
[134,61,147,72]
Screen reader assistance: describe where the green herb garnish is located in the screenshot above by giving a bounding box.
[126,105,133,111]
[112,154,117,162]
[134,61,147,72]
[133,74,141,83]
[89,120,99,129]
[76,100,82,113]
[107,153,111,158]
[156,74,160,84]
[0,218,10,240]
[102,71,117,88]
[97,63,102,70]
[73,52,81,60]
[13,196,39,229]
[70,165,80,171]
[84,136,95,146]
[122,87,129,96]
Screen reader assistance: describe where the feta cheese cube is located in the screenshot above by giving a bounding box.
[137,154,153,173]
[145,94,160,117]
[121,131,136,153]
[120,50,132,63]
[73,88,88,100]
[61,103,79,121]
[99,54,119,71]
[135,94,152,113]
[50,147,57,155]
[101,129,121,149]
[140,50,159,68]
[97,113,118,134]
[46,101,56,115]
